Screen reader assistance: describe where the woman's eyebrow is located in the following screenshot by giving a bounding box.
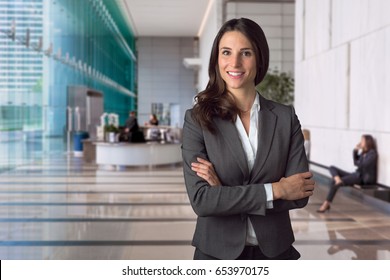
[220,47,253,50]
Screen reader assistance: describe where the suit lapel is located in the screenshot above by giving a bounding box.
[214,117,250,180]
[250,96,277,180]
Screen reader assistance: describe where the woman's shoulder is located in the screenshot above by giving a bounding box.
[184,108,194,118]
[259,94,294,116]
[184,108,198,125]
[367,149,378,156]
[259,94,290,109]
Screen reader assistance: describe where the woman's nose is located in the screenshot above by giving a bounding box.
[230,54,242,67]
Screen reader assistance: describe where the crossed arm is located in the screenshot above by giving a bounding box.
[191,157,315,201]
[182,108,315,217]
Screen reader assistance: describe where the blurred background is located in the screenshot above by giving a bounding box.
[0,0,389,259]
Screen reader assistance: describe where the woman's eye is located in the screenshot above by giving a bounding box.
[221,50,230,55]
[242,51,252,57]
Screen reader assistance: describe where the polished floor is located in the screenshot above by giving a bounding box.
[1,154,390,260]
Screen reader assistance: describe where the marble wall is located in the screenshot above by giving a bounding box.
[295,0,390,185]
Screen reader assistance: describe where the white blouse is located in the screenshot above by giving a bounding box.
[235,93,273,245]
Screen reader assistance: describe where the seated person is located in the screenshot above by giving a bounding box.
[317,134,378,213]
[145,114,159,126]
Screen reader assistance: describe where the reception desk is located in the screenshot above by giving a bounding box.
[95,142,182,169]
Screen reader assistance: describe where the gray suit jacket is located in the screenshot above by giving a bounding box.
[181,95,309,259]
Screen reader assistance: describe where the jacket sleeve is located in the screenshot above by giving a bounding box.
[267,106,309,213]
[353,149,361,166]
[181,110,268,217]
[355,150,377,169]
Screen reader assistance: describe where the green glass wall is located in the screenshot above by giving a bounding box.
[0,0,137,170]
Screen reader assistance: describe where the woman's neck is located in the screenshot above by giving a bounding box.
[230,88,257,112]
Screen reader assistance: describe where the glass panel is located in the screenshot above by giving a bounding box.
[0,0,137,171]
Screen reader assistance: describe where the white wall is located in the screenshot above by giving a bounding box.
[295,0,390,186]
[198,0,224,91]
[137,37,197,127]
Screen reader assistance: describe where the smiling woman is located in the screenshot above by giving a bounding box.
[191,18,269,133]
[218,31,257,106]
[181,18,315,260]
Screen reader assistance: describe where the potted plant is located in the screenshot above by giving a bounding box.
[256,68,294,105]
[104,124,119,143]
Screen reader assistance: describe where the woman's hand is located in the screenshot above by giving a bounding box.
[272,171,315,200]
[191,157,222,186]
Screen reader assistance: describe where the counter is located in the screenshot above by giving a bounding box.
[95,141,182,169]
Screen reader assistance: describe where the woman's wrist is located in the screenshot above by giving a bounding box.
[272,182,282,200]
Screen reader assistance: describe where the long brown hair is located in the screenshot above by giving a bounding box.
[363,134,377,152]
[192,18,269,132]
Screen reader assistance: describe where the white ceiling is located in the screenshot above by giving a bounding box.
[118,0,211,37]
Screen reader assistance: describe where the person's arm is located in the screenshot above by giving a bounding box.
[191,158,313,210]
[192,158,274,210]
[182,110,270,217]
[353,148,361,166]
[267,106,313,213]
[182,110,314,217]
[191,157,222,186]
[356,150,377,169]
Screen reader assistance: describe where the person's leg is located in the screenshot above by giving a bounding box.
[318,169,341,212]
[326,184,341,202]
[318,171,362,212]
[318,167,344,212]
[329,165,341,177]
[339,172,362,186]
[318,181,344,212]
[329,166,351,185]
[317,199,332,212]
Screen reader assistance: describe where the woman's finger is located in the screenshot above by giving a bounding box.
[196,157,213,167]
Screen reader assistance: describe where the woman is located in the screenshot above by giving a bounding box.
[148,114,159,126]
[317,134,378,213]
[181,18,315,260]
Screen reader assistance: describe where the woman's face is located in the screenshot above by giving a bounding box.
[218,31,257,94]
[360,136,367,151]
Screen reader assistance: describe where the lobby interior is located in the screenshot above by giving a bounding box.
[1,0,389,260]
[1,154,390,259]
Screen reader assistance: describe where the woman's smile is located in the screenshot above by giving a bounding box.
[218,31,257,94]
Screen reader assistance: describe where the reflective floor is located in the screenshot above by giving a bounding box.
[0,154,390,260]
